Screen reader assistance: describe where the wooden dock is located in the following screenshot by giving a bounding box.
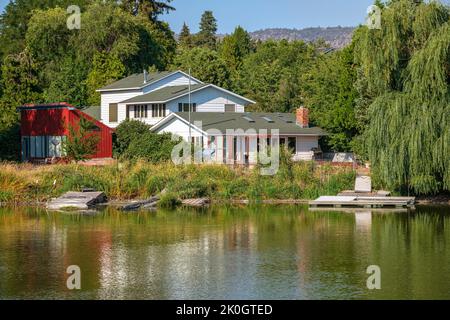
[182,198,210,207]
[47,191,107,210]
[309,196,415,209]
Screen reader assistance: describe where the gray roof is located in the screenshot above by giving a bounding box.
[81,106,101,120]
[170,112,327,136]
[98,71,174,91]
[120,84,208,104]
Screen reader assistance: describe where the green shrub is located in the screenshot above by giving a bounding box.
[158,193,181,209]
[0,190,14,202]
[123,132,180,163]
[63,117,100,163]
[146,175,167,195]
[114,120,152,156]
[0,122,20,161]
[220,178,249,199]
[167,178,211,199]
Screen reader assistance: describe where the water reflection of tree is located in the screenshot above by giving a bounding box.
[1,206,450,299]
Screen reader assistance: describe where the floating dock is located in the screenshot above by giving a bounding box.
[47,191,107,210]
[309,196,415,209]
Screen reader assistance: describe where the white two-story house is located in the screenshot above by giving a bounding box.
[97,70,254,128]
[97,70,326,163]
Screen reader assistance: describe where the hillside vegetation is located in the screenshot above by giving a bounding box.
[249,27,354,48]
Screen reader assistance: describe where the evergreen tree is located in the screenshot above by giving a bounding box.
[121,0,175,21]
[219,26,253,73]
[196,11,218,49]
[179,22,193,48]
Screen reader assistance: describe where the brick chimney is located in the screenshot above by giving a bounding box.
[296,107,309,128]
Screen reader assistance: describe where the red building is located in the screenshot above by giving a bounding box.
[18,103,113,162]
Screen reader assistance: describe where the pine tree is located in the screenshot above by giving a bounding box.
[196,11,218,49]
[121,0,175,21]
[179,23,193,48]
[220,26,253,72]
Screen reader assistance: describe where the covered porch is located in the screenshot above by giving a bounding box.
[198,134,321,165]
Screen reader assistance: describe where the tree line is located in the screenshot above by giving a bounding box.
[0,0,448,195]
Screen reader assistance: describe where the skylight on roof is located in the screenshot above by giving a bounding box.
[243,116,255,123]
[261,116,274,123]
[171,87,189,94]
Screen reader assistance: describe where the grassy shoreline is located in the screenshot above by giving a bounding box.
[0,161,356,206]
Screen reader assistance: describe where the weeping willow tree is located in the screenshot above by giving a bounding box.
[354,0,450,194]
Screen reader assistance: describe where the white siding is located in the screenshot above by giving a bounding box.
[155,117,204,140]
[296,136,319,152]
[249,137,258,165]
[215,136,224,164]
[125,104,166,126]
[100,72,203,128]
[101,90,142,128]
[142,72,202,94]
[166,87,247,113]
[294,136,319,161]
[113,86,251,128]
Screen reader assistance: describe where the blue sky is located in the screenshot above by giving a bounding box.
[168,0,450,33]
[0,0,380,33]
[163,0,375,33]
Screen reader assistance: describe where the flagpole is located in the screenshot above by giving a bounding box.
[188,68,192,147]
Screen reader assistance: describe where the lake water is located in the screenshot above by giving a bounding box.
[1,205,450,300]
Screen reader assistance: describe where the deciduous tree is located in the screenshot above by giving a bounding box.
[172,47,231,89]
[354,0,450,194]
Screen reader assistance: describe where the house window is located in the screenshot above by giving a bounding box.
[225,104,236,112]
[134,105,148,119]
[22,136,65,160]
[178,103,197,112]
[151,104,166,118]
[109,103,118,123]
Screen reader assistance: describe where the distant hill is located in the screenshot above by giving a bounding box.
[248,27,355,49]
